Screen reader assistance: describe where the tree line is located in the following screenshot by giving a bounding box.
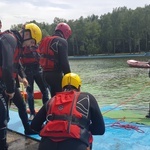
[11,5,150,56]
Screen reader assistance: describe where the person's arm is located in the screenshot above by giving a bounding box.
[18,75,28,88]
[89,93,105,135]
[1,33,17,95]
[18,61,26,78]
[30,103,47,132]
[57,37,71,74]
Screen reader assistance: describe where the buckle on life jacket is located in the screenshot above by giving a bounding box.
[46,114,72,121]
[46,114,55,121]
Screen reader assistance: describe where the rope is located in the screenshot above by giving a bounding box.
[102,83,150,132]
[102,82,150,115]
[111,119,145,133]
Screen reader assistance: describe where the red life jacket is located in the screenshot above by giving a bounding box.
[20,46,39,65]
[0,31,18,78]
[40,90,91,146]
[37,36,58,71]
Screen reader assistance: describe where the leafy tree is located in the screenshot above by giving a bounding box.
[9,4,150,55]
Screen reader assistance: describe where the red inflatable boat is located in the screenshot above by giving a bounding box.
[127,59,150,68]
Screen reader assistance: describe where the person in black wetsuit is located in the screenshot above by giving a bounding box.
[11,62,38,135]
[0,23,42,150]
[20,46,49,120]
[0,20,2,32]
[31,73,105,150]
[39,22,72,98]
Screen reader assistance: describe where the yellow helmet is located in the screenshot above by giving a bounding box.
[62,73,82,89]
[25,23,42,44]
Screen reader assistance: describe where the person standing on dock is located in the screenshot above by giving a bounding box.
[38,22,71,98]
[20,46,49,121]
[0,22,42,150]
[145,102,150,118]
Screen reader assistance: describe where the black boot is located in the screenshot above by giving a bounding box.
[24,124,38,135]
[16,102,37,135]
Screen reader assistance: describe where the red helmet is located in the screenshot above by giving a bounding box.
[55,22,72,39]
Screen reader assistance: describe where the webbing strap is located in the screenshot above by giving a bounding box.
[46,114,90,128]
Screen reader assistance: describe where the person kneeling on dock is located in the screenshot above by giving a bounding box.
[31,73,105,150]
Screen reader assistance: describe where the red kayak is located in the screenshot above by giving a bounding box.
[127,59,150,68]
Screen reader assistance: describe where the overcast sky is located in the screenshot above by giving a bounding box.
[0,0,150,31]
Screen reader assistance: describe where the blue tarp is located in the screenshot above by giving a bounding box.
[93,117,150,150]
[8,109,150,150]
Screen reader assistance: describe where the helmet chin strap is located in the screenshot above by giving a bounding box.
[59,32,64,38]
[23,37,33,42]
[21,27,25,42]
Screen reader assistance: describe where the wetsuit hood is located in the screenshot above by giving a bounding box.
[10,30,23,48]
[53,30,64,39]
